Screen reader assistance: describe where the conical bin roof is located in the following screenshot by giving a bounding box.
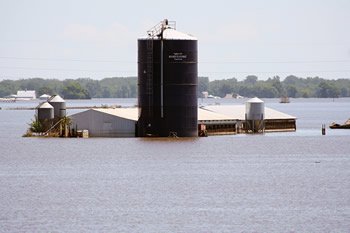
[49,95,65,103]
[38,102,54,109]
[246,97,264,103]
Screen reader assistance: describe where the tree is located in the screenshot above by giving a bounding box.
[301,89,310,98]
[28,115,43,133]
[271,76,284,97]
[102,88,111,98]
[284,75,299,85]
[110,86,122,98]
[2,75,350,99]
[219,83,233,97]
[260,85,278,98]
[244,75,258,86]
[287,86,298,98]
[121,85,131,98]
[328,85,340,98]
[0,80,17,97]
[198,77,209,97]
[208,80,222,97]
[38,86,55,96]
[341,88,348,97]
[238,86,250,97]
[62,82,91,99]
[86,81,102,98]
[319,82,329,97]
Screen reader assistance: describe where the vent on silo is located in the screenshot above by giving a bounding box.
[137,19,198,137]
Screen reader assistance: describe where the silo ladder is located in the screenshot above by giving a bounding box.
[146,38,153,95]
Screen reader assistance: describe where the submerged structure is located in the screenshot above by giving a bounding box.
[245,97,265,133]
[329,119,350,129]
[203,99,296,133]
[37,102,54,131]
[137,19,198,137]
[67,21,297,138]
[34,95,67,134]
[70,100,297,138]
[48,95,66,120]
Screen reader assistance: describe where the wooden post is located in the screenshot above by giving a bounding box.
[322,124,326,135]
[65,124,68,137]
[59,122,62,137]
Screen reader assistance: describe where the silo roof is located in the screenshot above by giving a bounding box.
[40,94,51,98]
[139,28,197,40]
[38,102,53,109]
[49,95,65,103]
[247,97,264,103]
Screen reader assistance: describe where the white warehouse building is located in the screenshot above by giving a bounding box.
[70,108,138,137]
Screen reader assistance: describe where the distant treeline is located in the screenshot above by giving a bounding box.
[0,77,137,99]
[199,75,350,98]
[0,75,349,99]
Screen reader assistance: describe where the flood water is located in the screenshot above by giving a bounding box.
[0,98,350,232]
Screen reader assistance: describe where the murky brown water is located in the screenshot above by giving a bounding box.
[0,99,349,232]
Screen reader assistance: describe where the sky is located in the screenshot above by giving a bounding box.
[1,0,350,81]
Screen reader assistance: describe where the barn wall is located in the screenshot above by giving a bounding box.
[70,110,136,137]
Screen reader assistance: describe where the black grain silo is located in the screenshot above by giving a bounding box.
[138,19,198,137]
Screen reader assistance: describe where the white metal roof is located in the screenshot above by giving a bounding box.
[247,97,264,103]
[17,90,36,98]
[203,105,296,120]
[198,108,235,121]
[72,107,235,122]
[139,28,197,40]
[38,102,53,109]
[40,94,51,98]
[49,95,65,103]
[70,105,295,123]
[95,107,236,122]
[94,108,138,121]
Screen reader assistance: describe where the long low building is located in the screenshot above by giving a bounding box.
[198,108,238,136]
[70,105,296,137]
[70,108,239,137]
[203,105,297,132]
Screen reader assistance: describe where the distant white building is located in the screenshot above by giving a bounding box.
[16,90,36,100]
[224,94,233,99]
[39,94,51,100]
[201,91,209,98]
